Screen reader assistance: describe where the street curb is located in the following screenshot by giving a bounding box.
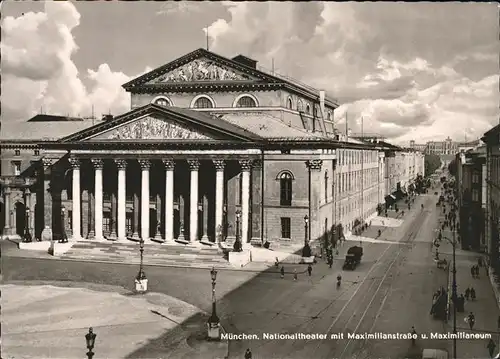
[5,254,311,274]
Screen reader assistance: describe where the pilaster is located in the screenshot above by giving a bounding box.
[41,158,54,241]
[306,160,323,242]
[251,160,262,241]
[187,159,200,242]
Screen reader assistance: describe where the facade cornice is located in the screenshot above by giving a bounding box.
[0,142,41,148]
[128,82,281,94]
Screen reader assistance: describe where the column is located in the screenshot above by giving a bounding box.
[132,192,139,239]
[92,159,104,240]
[251,160,262,241]
[139,159,151,240]
[69,157,81,240]
[3,187,11,236]
[201,194,209,241]
[188,159,200,242]
[41,158,54,241]
[87,190,95,239]
[213,160,225,242]
[306,160,323,242]
[178,194,186,240]
[115,159,127,240]
[163,159,175,242]
[109,192,117,240]
[239,160,252,245]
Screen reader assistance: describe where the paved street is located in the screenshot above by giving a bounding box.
[5,193,498,358]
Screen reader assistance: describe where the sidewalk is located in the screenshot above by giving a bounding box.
[439,235,500,359]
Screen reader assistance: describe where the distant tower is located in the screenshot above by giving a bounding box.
[410,140,415,148]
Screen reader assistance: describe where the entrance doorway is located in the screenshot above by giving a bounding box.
[15,202,26,237]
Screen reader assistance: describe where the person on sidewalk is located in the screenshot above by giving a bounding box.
[467,312,475,330]
[488,339,496,358]
[475,265,480,278]
[244,348,252,359]
[293,269,298,281]
[471,266,476,278]
[470,287,476,300]
[280,266,285,279]
[465,287,470,300]
[307,264,312,276]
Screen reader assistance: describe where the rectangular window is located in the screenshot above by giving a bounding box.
[472,189,479,202]
[126,214,133,235]
[34,149,40,156]
[472,173,479,184]
[103,214,111,234]
[15,149,20,156]
[12,161,21,176]
[280,217,291,239]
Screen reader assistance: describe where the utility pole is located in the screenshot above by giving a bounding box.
[361,116,364,221]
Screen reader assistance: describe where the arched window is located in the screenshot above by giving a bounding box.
[235,95,257,108]
[324,170,329,202]
[154,98,171,107]
[306,104,311,114]
[278,171,293,206]
[297,101,303,112]
[193,97,214,108]
[287,97,293,109]
[191,95,215,109]
[327,112,332,121]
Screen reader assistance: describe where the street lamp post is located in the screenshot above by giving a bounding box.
[85,327,96,359]
[23,208,32,243]
[304,215,309,245]
[135,238,148,293]
[443,234,457,359]
[59,207,68,243]
[234,209,242,252]
[207,266,221,340]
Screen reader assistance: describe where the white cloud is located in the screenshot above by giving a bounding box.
[209,2,499,142]
[1,2,145,123]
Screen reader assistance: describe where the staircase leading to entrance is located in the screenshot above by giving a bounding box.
[61,240,234,269]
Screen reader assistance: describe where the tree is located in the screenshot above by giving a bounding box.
[425,154,441,176]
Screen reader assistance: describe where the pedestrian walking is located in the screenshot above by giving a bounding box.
[307,264,312,276]
[467,312,475,330]
[293,269,298,281]
[488,339,496,358]
[280,266,285,279]
[470,287,476,300]
[245,348,252,359]
[471,266,476,278]
[465,287,471,300]
[475,265,480,278]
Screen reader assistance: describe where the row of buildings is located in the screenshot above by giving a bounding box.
[0,48,424,249]
[454,124,500,270]
[410,137,481,157]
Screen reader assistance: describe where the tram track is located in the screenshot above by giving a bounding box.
[334,207,429,359]
[304,205,429,359]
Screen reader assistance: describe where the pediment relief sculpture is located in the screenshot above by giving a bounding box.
[101,116,211,140]
[151,59,252,83]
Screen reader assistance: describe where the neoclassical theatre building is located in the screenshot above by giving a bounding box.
[0,48,423,249]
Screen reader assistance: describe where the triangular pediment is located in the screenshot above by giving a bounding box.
[89,115,214,141]
[146,56,257,84]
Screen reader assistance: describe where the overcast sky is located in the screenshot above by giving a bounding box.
[2,2,498,144]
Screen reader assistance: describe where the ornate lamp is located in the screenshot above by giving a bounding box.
[207,266,220,340]
[234,210,242,252]
[135,238,148,293]
[59,207,68,243]
[23,208,32,243]
[85,327,96,359]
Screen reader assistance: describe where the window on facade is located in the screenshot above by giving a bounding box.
[297,101,303,112]
[103,215,111,234]
[472,189,479,202]
[154,98,171,107]
[472,173,479,184]
[34,149,40,156]
[287,98,293,109]
[12,161,21,176]
[306,104,311,114]
[126,215,133,235]
[236,96,257,108]
[14,149,20,156]
[193,97,213,108]
[324,171,328,202]
[279,172,293,206]
[280,217,291,239]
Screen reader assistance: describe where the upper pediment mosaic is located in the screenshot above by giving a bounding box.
[146,58,255,84]
[90,116,213,141]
